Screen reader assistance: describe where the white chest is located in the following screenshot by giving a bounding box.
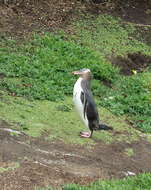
[73,78,88,128]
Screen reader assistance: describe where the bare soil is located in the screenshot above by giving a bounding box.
[0,0,81,38]
[111,53,151,75]
[0,0,151,38]
[117,1,151,25]
[0,120,151,189]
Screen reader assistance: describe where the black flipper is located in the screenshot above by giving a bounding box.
[80,91,84,104]
[80,91,87,119]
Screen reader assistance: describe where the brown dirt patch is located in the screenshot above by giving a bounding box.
[0,73,6,79]
[88,0,151,25]
[0,0,81,38]
[0,121,151,189]
[76,2,151,31]
[0,0,151,40]
[115,1,151,25]
[111,53,151,75]
[136,26,151,47]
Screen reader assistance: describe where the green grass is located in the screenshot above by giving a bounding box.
[0,14,151,132]
[99,72,151,132]
[0,91,140,145]
[124,148,134,157]
[0,162,20,173]
[63,173,151,190]
[71,14,151,56]
[36,173,151,190]
[0,33,119,101]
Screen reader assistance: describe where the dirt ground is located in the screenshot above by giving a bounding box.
[0,0,151,39]
[0,120,151,190]
[111,52,151,75]
[0,0,81,38]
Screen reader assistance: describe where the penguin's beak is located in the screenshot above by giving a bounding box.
[72,70,83,75]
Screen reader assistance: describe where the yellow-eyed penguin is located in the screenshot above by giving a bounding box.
[72,68,112,138]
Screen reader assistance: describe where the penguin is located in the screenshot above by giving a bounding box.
[72,68,112,138]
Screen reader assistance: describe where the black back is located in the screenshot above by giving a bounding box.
[81,79,100,131]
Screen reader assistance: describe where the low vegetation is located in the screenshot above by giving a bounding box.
[0,33,119,101]
[100,72,151,132]
[63,173,151,190]
[0,162,20,173]
[37,173,151,190]
[0,91,140,145]
[124,148,134,157]
[71,14,151,56]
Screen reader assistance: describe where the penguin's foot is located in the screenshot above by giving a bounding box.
[80,131,91,138]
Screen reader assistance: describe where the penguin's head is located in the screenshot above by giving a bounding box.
[72,68,92,80]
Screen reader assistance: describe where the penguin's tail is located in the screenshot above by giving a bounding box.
[98,124,113,130]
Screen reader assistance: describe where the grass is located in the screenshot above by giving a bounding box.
[0,162,20,173]
[36,173,151,190]
[71,14,151,57]
[124,148,134,157]
[99,72,151,132]
[63,173,151,190]
[0,90,140,145]
[0,33,119,101]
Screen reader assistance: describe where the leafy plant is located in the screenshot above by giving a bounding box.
[100,73,151,132]
[0,33,119,101]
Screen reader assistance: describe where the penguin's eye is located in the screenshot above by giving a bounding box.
[80,68,87,72]
[80,68,90,73]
